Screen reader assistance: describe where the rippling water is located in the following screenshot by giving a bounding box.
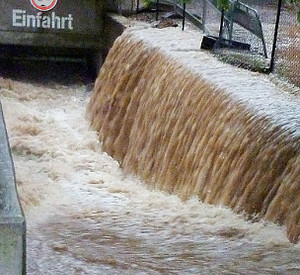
[0,59,299,274]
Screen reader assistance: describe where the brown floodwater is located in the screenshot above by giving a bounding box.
[0,27,300,274]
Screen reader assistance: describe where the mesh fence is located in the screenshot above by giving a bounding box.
[276,4,300,86]
[135,0,299,86]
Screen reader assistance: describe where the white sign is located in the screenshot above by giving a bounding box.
[30,0,58,12]
[12,9,74,30]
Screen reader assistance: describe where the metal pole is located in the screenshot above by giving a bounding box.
[219,8,225,39]
[270,0,282,72]
[182,2,186,31]
[229,2,236,42]
[203,0,207,33]
[156,0,159,21]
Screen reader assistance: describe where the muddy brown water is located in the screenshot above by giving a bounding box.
[88,30,300,243]
[0,37,300,274]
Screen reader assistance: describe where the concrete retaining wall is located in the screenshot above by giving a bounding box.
[0,102,26,275]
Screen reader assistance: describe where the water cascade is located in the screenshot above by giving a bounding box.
[88,31,300,243]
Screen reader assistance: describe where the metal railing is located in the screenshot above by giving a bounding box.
[135,0,300,85]
[203,0,268,57]
[137,0,267,55]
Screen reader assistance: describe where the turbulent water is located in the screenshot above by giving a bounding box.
[88,29,300,244]
[0,30,300,274]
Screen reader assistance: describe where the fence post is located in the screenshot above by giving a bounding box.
[203,0,208,33]
[0,102,26,275]
[156,0,159,21]
[182,2,186,31]
[270,0,282,72]
[219,8,225,39]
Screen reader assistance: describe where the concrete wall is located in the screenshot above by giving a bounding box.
[106,0,137,14]
[0,102,26,275]
[0,0,104,50]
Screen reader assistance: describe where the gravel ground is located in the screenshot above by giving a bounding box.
[130,1,300,89]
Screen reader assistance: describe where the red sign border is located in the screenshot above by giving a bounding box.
[30,0,58,11]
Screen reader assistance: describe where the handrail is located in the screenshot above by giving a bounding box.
[150,0,267,58]
[205,0,268,57]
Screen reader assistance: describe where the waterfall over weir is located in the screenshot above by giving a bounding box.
[88,30,300,243]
